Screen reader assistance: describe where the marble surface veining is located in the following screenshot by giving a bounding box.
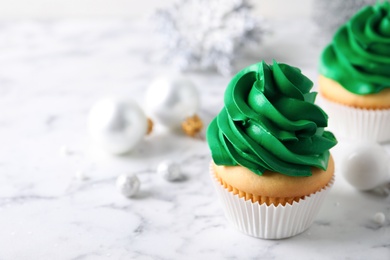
[0,18,389,260]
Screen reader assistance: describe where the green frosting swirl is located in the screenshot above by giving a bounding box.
[207,61,337,177]
[320,2,390,95]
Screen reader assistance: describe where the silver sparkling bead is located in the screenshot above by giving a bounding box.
[157,160,182,181]
[116,174,140,198]
[145,76,199,129]
[88,98,147,155]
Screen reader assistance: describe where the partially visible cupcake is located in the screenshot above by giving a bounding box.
[207,60,337,239]
[319,2,390,143]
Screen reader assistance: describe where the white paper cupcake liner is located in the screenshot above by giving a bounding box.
[318,97,390,143]
[210,165,334,239]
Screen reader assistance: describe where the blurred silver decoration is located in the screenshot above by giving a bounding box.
[311,0,376,42]
[341,141,389,191]
[373,212,386,225]
[75,170,89,181]
[153,0,266,75]
[88,98,148,155]
[116,174,141,198]
[60,145,72,157]
[145,76,203,136]
[157,160,182,181]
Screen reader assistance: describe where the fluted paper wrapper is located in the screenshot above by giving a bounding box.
[211,166,334,239]
[319,97,390,143]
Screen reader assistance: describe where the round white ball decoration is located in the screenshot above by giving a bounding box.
[157,160,182,181]
[373,212,386,225]
[341,141,389,191]
[88,98,148,155]
[116,173,141,198]
[75,170,88,181]
[145,76,199,128]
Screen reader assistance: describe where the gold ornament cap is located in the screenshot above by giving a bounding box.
[182,114,203,137]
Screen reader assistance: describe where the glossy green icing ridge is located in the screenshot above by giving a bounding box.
[207,61,337,177]
[320,2,390,95]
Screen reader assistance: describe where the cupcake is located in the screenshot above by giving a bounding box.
[207,60,337,239]
[319,2,390,143]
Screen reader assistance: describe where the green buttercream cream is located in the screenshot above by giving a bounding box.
[320,2,390,95]
[207,61,337,177]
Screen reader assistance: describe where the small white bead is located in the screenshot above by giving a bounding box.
[75,170,88,181]
[157,160,182,181]
[373,212,386,225]
[116,174,140,198]
[60,145,72,157]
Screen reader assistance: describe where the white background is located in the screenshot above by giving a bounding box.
[0,0,312,19]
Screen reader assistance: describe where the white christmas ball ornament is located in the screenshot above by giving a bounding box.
[145,76,199,128]
[157,160,182,181]
[116,174,140,198]
[88,98,147,154]
[342,141,389,191]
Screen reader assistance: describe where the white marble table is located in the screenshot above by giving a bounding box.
[0,18,389,259]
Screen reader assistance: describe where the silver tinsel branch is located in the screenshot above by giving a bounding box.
[311,0,376,41]
[153,0,266,75]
